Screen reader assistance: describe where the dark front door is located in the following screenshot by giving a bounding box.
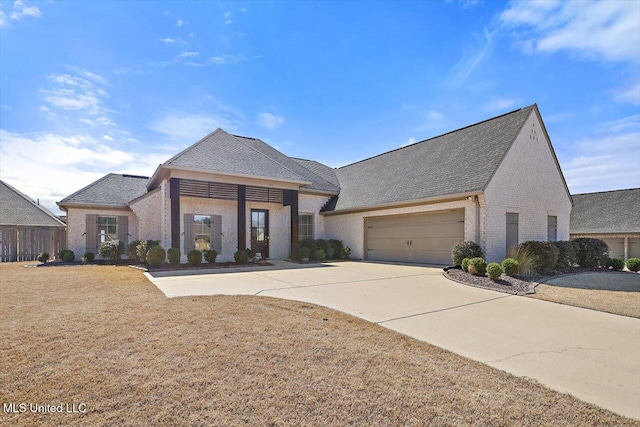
[251,209,269,258]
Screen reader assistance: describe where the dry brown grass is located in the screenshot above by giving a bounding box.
[1,263,638,426]
[532,284,640,319]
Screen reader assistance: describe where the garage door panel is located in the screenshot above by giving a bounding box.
[365,210,465,265]
[603,238,625,260]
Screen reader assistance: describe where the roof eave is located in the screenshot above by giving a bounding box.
[320,190,482,216]
[56,202,132,210]
[157,164,313,187]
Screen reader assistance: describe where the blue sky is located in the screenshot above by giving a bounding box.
[1,0,639,214]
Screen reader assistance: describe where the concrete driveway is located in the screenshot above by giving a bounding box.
[147,261,640,419]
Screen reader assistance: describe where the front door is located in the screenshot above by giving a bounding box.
[251,209,269,258]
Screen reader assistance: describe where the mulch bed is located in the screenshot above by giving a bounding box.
[445,268,537,295]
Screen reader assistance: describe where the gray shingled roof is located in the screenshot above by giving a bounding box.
[570,188,640,234]
[163,129,311,184]
[324,105,535,212]
[59,174,149,207]
[291,158,340,189]
[0,180,65,227]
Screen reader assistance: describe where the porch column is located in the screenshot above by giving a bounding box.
[237,185,246,251]
[170,178,180,249]
[290,190,299,260]
[624,237,629,262]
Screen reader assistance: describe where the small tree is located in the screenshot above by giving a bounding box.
[452,242,484,265]
[99,240,124,264]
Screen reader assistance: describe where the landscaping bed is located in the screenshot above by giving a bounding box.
[2,262,636,426]
[147,260,273,272]
[445,268,536,295]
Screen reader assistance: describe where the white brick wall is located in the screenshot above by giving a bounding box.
[482,110,572,262]
[323,199,477,259]
[65,207,138,258]
[299,193,332,239]
[129,189,162,242]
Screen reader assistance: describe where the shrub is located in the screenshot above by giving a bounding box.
[554,240,576,270]
[37,252,49,263]
[325,246,336,260]
[83,252,95,262]
[314,249,326,261]
[506,246,536,277]
[300,238,319,255]
[518,241,559,274]
[98,240,123,264]
[167,248,181,266]
[147,246,166,267]
[487,262,504,280]
[126,240,141,262]
[245,248,256,259]
[299,246,310,260]
[603,257,625,271]
[572,237,609,268]
[328,239,343,259]
[502,258,519,276]
[467,257,487,276]
[626,258,640,272]
[59,249,72,260]
[187,249,202,266]
[203,249,218,264]
[461,258,470,272]
[234,250,249,265]
[340,247,351,259]
[451,241,484,265]
[62,250,76,262]
[136,240,160,263]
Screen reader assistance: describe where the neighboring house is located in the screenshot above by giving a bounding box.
[58,103,572,264]
[0,180,66,262]
[570,188,640,261]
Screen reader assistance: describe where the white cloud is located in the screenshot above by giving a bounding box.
[402,137,416,147]
[9,0,41,21]
[612,80,640,105]
[240,8,247,12]
[500,0,640,63]
[150,112,240,142]
[185,54,257,66]
[224,19,233,25]
[256,112,285,129]
[0,10,6,27]
[159,37,176,44]
[177,51,199,58]
[427,110,444,121]
[40,71,110,117]
[483,97,520,112]
[176,19,186,27]
[103,135,114,141]
[446,27,495,87]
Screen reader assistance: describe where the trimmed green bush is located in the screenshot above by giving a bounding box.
[299,246,310,260]
[99,240,123,263]
[467,257,487,276]
[517,241,559,274]
[59,249,73,260]
[554,241,576,270]
[487,262,504,280]
[461,258,470,272]
[572,237,609,267]
[203,249,218,264]
[187,249,202,266]
[37,252,49,263]
[314,249,326,261]
[234,250,249,265]
[83,252,95,262]
[328,239,343,259]
[136,240,160,263]
[147,246,166,267]
[126,240,141,262]
[62,250,76,263]
[502,258,519,276]
[626,258,640,272]
[340,247,351,259]
[167,248,181,266]
[451,241,484,265]
[603,257,624,270]
[325,246,335,259]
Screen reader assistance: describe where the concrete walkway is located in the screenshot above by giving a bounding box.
[146,261,640,419]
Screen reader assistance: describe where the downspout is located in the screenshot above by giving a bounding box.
[473,195,481,245]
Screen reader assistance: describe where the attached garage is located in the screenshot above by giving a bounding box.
[365,209,464,265]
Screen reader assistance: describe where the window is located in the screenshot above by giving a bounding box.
[548,216,557,242]
[97,216,117,244]
[194,215,212,251]
[299,213,314,241]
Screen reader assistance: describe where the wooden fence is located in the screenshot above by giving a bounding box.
[0,226,66,262]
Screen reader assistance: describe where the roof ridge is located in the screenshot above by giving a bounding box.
[163,128,224,165]
[1,180,65,225]
[337,105,535,170]
[572,187,640,196]
[59,173,115,203]
[229,134,309,183]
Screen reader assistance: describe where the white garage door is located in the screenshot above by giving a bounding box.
[365,210,465,265]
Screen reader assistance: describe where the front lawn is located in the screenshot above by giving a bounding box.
[1,263,637,426]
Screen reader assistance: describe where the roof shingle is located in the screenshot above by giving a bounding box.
[59,174,149,207]
[0,180,65,227]
[570,188,640,234]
